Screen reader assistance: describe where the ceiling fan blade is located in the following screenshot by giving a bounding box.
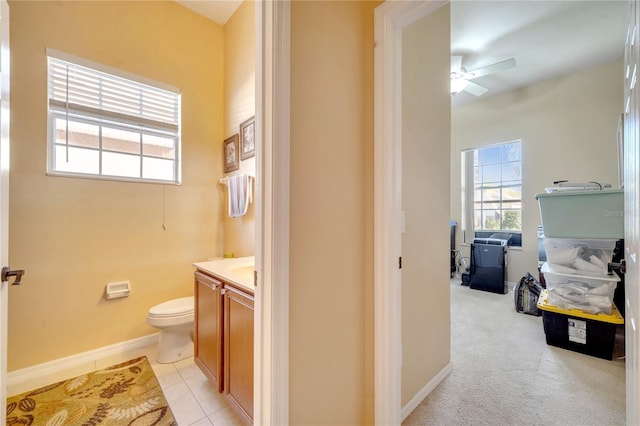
[451,55,463,74]
[463,80,489,97]
[467,58,516,79]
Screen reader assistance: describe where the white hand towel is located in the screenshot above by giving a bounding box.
[228,174,251,217]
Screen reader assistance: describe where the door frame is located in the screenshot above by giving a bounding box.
[373,1,447,423]
[624,0,640,423]
[254,1,290,425]
[0,0,9,423]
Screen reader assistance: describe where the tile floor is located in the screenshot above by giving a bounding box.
[7,344,245,426]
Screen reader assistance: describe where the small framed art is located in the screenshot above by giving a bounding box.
[224,134,239,173]
[240,116,255,160]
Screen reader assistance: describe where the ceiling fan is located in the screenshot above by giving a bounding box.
[450,56,517,96]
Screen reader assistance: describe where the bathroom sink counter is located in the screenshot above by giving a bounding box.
[193,256,255,293]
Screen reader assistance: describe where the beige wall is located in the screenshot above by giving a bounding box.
[401,4,451,407]
[8,0,224,370]
[451,60,623,282]
[223,0,255,258]
[290,1,376,423]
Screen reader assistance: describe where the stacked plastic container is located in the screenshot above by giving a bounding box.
[541,239,618,314]
[536,189,624,315]
[535,189,624,359]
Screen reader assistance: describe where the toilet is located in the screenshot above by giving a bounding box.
[146,296,195,364]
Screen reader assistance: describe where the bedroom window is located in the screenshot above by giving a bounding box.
[47,50,181,184]
[462,140,522,245]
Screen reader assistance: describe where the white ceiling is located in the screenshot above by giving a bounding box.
[451,1,628,107]
[175,0,242,25]
[175,1,628,108]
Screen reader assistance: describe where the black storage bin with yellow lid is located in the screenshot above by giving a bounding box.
[537,290,623,360]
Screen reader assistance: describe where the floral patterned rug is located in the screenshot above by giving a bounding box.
[6,356,177,426]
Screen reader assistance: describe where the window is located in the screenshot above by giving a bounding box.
[47,50,181,184]
[462,140,522,244]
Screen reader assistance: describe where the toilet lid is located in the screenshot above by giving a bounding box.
[149,296,194,317]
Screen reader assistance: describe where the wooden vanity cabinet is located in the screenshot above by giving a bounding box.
[223,284,254,423]
[194,270,254,424]
[194,271,223,392]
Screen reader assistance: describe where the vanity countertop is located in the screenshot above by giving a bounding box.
[193,256,255,293]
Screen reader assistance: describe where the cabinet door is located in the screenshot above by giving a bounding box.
[223,285,254,422]
[194,271,223,392]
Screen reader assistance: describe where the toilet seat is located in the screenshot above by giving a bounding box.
[148,296,194,318]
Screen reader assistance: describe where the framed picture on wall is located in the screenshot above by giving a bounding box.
[224,134,239,173]
[240,116,255,160]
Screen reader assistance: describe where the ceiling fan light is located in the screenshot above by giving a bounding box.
[450,78,468,95]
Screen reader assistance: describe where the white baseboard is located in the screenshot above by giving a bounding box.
[7,333,159,387]
[401,362,453,422]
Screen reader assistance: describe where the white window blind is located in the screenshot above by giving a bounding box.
[47,51,181,184]
[461,149,475,244]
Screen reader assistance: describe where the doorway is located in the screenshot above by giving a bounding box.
[374,0,638,424]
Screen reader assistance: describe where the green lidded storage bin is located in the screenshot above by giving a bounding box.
[535,189,624,239]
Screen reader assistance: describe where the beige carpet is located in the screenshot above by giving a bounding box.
[403,277,625,426]
[6,356,177,426]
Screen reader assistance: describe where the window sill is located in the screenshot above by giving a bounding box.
[460,242,522,250]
